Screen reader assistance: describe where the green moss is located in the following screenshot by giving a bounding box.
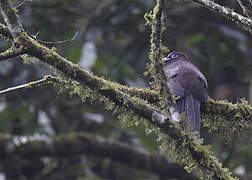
[144,11,153,26]
[201,98,251,142]
[20,54,37,64]
[50,73,93,104]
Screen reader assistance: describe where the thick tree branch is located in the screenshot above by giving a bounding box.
[201,98,252,138]
[48,75,159,104]
[192,0,252,34]
[0,133,197,180]
[116,86,252,137]
[3,74,249,139]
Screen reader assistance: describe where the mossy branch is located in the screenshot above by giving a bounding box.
[149,0,181,125]
[201,98,252,139]
[0,133,196,179]
[3,73,249,140]
[191,0,252,34]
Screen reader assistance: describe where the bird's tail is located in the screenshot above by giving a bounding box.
[176,95,201,134]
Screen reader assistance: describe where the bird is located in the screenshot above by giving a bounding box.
[163,52,208,135]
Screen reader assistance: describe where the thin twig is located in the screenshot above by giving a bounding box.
[237,0,249,17]
[0,76,50,95]
[35,32,78,44]
[14,0,26,8]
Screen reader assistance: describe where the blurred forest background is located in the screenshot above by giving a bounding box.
[0,0,251,179]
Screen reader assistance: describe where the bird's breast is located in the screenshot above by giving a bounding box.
[164,66,179,77]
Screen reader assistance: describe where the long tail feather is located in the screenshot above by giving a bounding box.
[185,95,201,134]
[176,97,185,114]
[176,95,201,134]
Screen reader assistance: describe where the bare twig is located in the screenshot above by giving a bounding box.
[34,32,79,44]
[236,0,252,18]
[192,0,252,34]
[0,76,50,95]
[30,31,40,39]
[237,0,250,17]
[14,0,26,8]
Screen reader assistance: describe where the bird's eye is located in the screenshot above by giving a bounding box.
[171,54,178,59]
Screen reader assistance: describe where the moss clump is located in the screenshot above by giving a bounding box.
[201,98,251,143]
[50,73,92,104]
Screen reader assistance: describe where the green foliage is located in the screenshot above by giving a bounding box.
[130,125,159,152]
[93,54,137,81]
[0,105,39,134]
[185,32,247,82]
[233,145,252,171]
[68,45,82,64]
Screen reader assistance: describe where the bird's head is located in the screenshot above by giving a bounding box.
[162,52,187,65]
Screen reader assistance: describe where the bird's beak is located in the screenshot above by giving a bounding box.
[162,57,170,62]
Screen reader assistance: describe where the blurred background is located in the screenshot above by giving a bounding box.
[0,0,251,179]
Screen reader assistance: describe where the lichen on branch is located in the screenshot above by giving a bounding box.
[148,0,176,108]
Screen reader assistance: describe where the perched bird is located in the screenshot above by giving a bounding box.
[163,52,208,135]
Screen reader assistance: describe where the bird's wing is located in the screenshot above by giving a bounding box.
[198,77,208,102]
[165,65,185,97]
[168,75,185,97]
[188,62,208,89]
[193,66,208,102]
[186,62,208,102]
[197,71,208,89]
